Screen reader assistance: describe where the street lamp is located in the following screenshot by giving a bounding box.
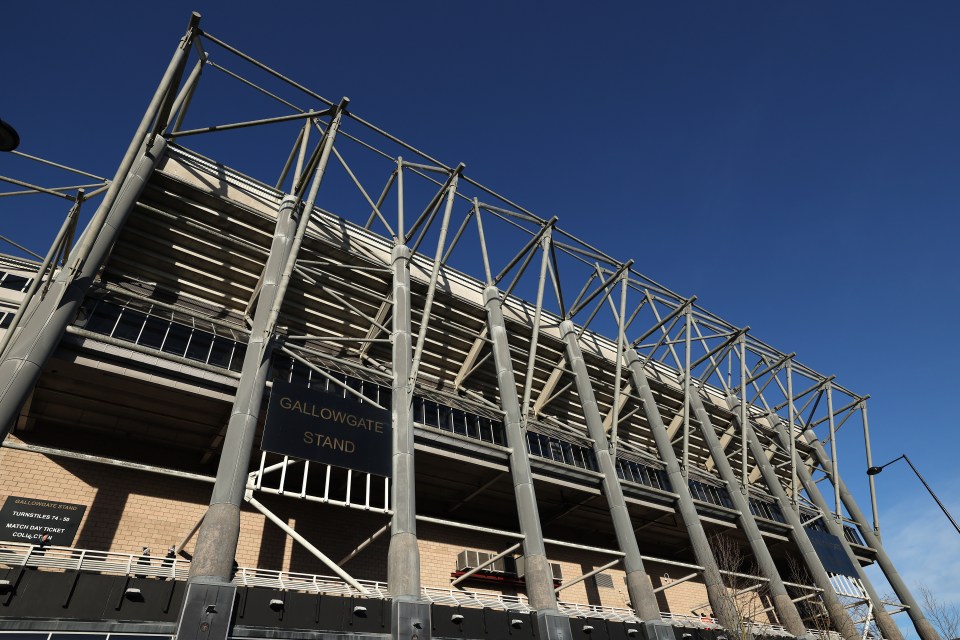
[0,118,19,152]
[867,454,960,537]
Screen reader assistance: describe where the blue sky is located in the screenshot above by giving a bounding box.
[3,1,958,632]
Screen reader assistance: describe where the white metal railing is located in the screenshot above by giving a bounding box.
[830,573,869,599]
[0,541,383,595]
[661,611,793,636]
[0,542,190,580]
[560,601,640,622]
[0,541,827,634]
[808,631,845,640]
[0,634,171,640]
[421,586,533,612]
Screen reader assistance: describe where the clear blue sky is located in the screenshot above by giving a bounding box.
[3,1,958,628]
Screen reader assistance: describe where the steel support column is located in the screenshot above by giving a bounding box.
[483,286,571,640]
[389,243,430,639]
[624,349,739,630]
[177,97,345,636]
[174,195,299,639]
[0,138,167,438]
[686,387,808,637]
[559,320,660,619]
[178,97,344,635]
[801,430,940,640]
[742,419,860,640]
[0,16,200,440]
[768,420,903,640]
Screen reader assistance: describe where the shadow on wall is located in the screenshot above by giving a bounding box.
[49,457,209,554]
[262,494,392,582]
[579,560,603,606]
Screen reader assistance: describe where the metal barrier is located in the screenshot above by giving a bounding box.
[0,540,827,636]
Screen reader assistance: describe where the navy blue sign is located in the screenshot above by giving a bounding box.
[262,380,392,477]
[0,496,87,546]
[807,529,859,577]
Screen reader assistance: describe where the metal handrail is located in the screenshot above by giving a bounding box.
[0,540,822,633]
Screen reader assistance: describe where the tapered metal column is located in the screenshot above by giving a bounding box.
[483,287,570,640]
[174,194,298,640]
[801,430,940,640]
[0,16,199,437]
[624,349,738,630]
[742,419,859,640]
[686,388,808,637]
[388,244,430,639]
[191,195,297,579]
[0,138,167,437]
[389,244,419,597]
[768,421,903,640]
[559,321,660,620]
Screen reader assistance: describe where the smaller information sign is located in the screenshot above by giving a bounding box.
[262,380,393,477]
[0,495,87,545]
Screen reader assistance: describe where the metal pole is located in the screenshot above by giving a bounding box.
[73,14,200,272]
[176,192,302,639]
[861,402,880,536]
[787,360,797,507]
[901,455,960,537]
[179,103,343,635]
[483,285,570,640]
[520,234,551,421]
[610,276,628,454]
[554,558,621,594]
[0,139,167,439]
[0,13,200,440]
[389,243,421,600]
[742,419,860,640]
[769,422,904,640]
[0,195,80,359]
[826,382,842,521]
[246,496,369,593]
[683,308,691,476]
[623,348,740,632]
[685,386,807,636]
[175,515,205,555]
[739,335,747,485]
[801,430,940,640]
[560,320,660,621]
[187,194,298,583]
[339,522,390,566]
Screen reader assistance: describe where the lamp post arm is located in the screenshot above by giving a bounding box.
[903,455,960,537]
[881,454,905,472]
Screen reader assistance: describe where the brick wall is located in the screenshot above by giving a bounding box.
[0,441,393,581]
[0,442,774,624]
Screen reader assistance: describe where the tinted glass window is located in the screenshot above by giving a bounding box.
[208,336,235,368]
[162,323,191,357]
[185,330,213,362]
[0,274,29,291]
[139,316,169,349]
[113,310,146,341]
[86,302,122,334]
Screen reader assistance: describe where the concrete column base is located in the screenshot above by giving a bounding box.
[174,578,237,640]
[640,620,674,640]
[392,599,431,640]
[535,610,573,640]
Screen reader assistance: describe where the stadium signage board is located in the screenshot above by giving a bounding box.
[0,495,87,545]
[262,380,392,477]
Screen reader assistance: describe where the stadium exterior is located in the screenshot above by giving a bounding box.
[0,14,938,640]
